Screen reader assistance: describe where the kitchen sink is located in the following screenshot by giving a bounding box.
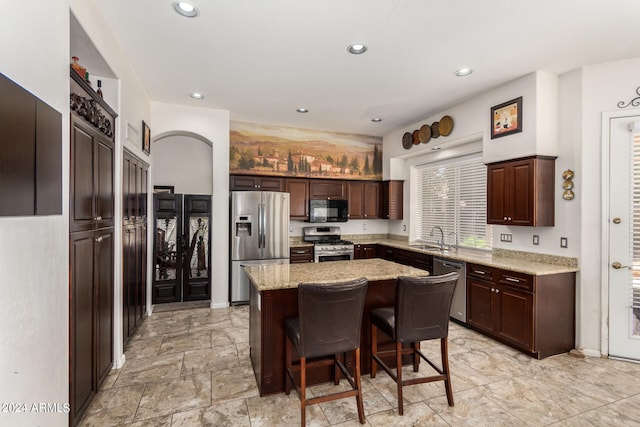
[409,244,457,254]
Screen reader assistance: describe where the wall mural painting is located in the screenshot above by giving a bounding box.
[230,121,383,180]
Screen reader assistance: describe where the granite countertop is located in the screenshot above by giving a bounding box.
[244,258,428,291]
[287,236,579,276]
[350,238,579,276]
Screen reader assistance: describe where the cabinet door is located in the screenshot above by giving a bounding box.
[122,153,132,222]
[286,179,309,219]
[466,277,496,334]
[363,182,380,219]
[348,181,364,219]
[140,164,148,219]
[362,244,377,259]
[96,137,114,228]
[411,252,433,272]
[70,119,95,232]
[95,229,114,387]
[309,179,346,199]
[377,245,394,261]
[496,285,533,351]
[259,177,284,192]
[230,175,259,191]
[393,248,412,266]
[70,231,95,420]
[510,159,534,226]
[381,180,403,219]
[487,163,507,224]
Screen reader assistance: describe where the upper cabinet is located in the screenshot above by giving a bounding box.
[487,156,556,227]
[285,178,309,220]
[380,180,404,220]
[348,181,380,219]
[309,179,346,199]
[0,72,62,216]
[230,174,284,191]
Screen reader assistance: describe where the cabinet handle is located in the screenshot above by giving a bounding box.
[293,250,307,254]
[95,236,103,243]
[473,269,486,275]
[94,216,103,221]
[508,217,512,221]
[495,288,500,293]
[503,216,507,220]
[504,276,521,283]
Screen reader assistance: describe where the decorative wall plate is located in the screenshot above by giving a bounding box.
[439,115,453,136]
[431,122,440,138]
[402,132,413,149]
[412,129,420,145]
[418,124,431,143]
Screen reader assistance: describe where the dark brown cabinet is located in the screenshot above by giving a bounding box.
[354,243,376,259]
[290,246,314,263]
[380,180,403,220]
[487,156,555,226]
[309,179,346,199]
[69,69,117,426]
[348,181,380,219]
[0,72,62,216]
[230,174,284,191]
[466,262,575,359]
[285,178,309,220]
[122,151,148,344]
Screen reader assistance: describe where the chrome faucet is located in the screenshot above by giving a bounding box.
[448,231,458,248]
[429,226,445,249]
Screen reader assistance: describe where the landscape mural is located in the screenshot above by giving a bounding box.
[230,121,383,180]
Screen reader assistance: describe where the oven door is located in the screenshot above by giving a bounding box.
[315,252,354,263]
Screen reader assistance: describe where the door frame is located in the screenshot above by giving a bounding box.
[600,108,640,358]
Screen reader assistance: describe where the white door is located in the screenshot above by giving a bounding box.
[607,113,640,360]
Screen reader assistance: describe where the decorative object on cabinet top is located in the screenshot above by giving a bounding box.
[142,120,151,155]
[401,115,454,150]
[617,86,640,109]
[491,96,522,139]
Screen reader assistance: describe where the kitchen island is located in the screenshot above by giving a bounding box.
[245,258,427,396]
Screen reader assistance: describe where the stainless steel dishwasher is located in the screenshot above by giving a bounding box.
[433,257,466,323]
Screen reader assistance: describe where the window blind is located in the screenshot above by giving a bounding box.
[414,153,492,249]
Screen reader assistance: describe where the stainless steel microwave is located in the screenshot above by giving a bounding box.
[309,199,348,222]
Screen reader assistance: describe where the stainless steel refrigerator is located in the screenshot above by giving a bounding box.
[230,191,290,304]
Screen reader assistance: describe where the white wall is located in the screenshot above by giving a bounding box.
[0,1,70,426]
[151,102,230,308]
[153,135,213,195]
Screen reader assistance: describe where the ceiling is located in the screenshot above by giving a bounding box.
[85,0,640,136]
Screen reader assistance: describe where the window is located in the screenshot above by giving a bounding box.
[413,153,492,250]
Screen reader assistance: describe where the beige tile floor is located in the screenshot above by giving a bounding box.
[79,305,640,426]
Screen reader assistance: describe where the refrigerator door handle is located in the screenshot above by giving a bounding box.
[261,203,266,248]
[258,203,263,248]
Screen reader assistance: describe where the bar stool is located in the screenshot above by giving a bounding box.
[284,277,368,426]
[370,272,459,415]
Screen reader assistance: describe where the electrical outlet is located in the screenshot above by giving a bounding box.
[402,224,406,231]
[533,235,539,245]
[500,233,512,242]
[362,223,367,231]
[560,237,568,248]
[289,225,293,233]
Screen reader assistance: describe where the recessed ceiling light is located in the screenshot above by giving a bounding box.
[347,44,367,54]
[296,108,309,113]
[454,67,473,77]
[173,1,198,17]
[371,117,382,122]
[189,92,204,99]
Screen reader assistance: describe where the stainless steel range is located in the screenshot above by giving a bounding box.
[303,226,354,263]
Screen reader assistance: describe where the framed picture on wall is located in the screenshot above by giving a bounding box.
[491,96,522,139]
[142,120,151,154]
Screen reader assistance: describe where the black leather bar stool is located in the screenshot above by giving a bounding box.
[284,277,368,426]
[369,272,459,415]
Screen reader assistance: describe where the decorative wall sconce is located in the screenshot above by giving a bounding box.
[562,169,575,200]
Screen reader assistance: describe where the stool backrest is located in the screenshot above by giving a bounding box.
[395,273,459,343]
[297,277,368,358]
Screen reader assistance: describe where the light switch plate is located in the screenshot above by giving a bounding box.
[560,237,568,248]
[533,235,539,245]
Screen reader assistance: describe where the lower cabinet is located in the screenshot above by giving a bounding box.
[376,244,431,271]
[466,262,575,359]
[123,222,147,344]
[354,243,376,259]
[290,246,313,263]
[70,228,113,425]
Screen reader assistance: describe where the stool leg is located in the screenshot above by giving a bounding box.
[285,337,292,395]
[371,324,377,378]
[334,353,340,385]
[413,341,420,372]
[354,347,365,424]
[441,338,454,406]
[300,356,306,426]
[396,340,404,416]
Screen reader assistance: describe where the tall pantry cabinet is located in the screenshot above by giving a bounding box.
[69,69,117,426]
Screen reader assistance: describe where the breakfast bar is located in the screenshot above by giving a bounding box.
[245,258,427,396]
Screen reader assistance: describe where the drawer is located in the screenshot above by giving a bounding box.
[290,246,313,263]
[467,263,494,280]
[499,271,534,292]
